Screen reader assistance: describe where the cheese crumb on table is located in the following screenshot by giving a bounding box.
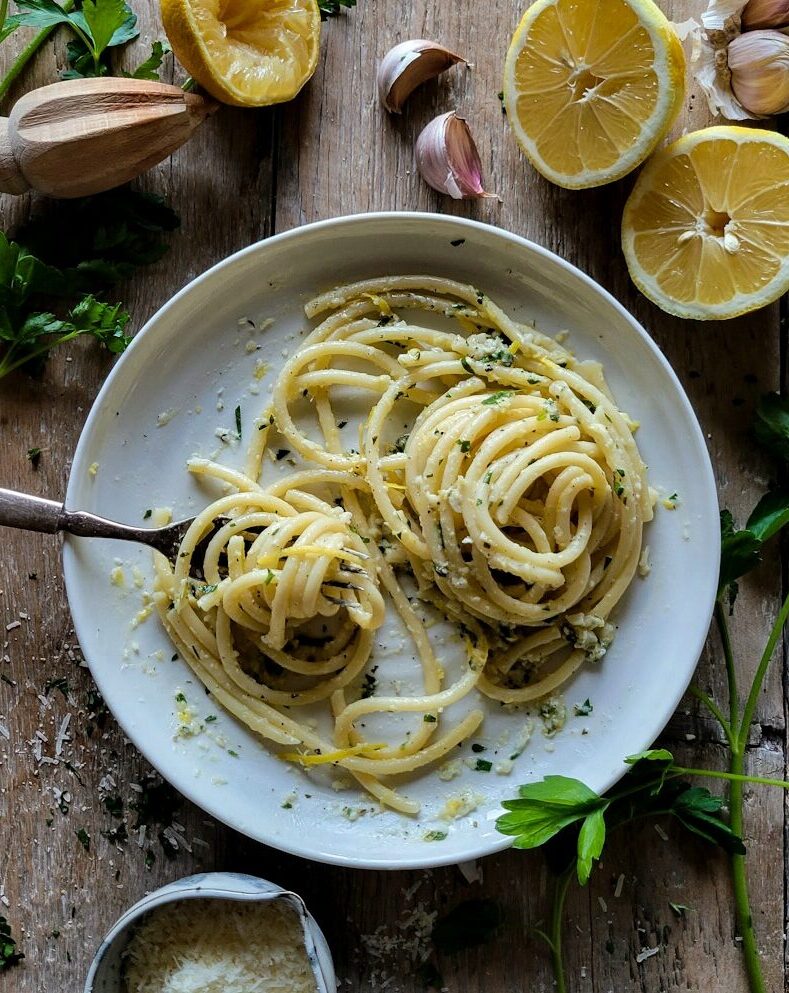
[123,897,318,993]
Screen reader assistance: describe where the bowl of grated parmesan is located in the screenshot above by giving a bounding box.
[84,871,335,993]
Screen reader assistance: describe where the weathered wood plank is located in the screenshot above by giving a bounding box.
[0,0,785,991]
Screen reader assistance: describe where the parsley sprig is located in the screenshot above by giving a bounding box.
[316,0,356,18]
[0,916,23,971]
[498,393,789,993]
[0,188,178,381]
[0,0,170,100]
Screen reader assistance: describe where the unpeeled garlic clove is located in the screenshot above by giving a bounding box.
[728,29,789,114]
[378,40,467,114]
[415,111,497,200]
[742,0,789,30]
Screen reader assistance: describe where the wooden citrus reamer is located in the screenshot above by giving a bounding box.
[0,76,217,198]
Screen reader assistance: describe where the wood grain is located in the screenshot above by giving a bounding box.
[0,1,785,991]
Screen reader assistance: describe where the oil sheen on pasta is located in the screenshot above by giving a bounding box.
[153,276,652,814]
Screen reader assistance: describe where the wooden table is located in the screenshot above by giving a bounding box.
[0,2,785,991]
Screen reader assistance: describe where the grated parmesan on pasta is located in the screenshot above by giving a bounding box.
[123,898,317,993]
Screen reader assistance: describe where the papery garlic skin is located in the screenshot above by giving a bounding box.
[729,29,789,113]
[694,0,759,118]
[377,40,467,114]
[742,0,789,30]
[415,111,497,200]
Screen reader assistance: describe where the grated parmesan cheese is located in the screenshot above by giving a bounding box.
[123,898,317,993]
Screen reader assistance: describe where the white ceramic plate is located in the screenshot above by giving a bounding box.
[63,213,719,870]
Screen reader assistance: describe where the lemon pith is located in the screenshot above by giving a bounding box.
[503,0,685,189]
[622,126,789,320]
[161,0,321,107]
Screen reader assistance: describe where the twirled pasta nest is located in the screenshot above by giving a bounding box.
[153,276,653,813]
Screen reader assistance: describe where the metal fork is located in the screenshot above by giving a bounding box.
[0,487,210,569]
[0,487,370,584]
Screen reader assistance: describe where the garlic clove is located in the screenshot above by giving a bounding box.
[415,111,498,200]
[378,40,467,114]
[742,0,789,29]
[729,28,789,114]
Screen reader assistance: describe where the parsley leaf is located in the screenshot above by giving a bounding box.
[482,390,517,405]
[498,753,744,885]
[753,392,789,461]
[15,0,139,78]
[17,188,180,286]
[125,38,171,80]
[746,488,789,543]
[316,0,356,18]
[432,899,503,954]
[718,510,763,599]
[576,807,606,884]
[0,190,177,380]
[0,916,23,971]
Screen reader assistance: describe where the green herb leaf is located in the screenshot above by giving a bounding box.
[432,899,503,954]
[0,916,23,970]
[127,38,170,79]
[316,0,355,18]
[517,775,601,807]
[624,748,674,765]
[77,0,133,56]
[718,510,762,598]
[13,0,74,31]
[753,392,789,461]
[0,14,22,42]
[745,488,789,544]
[482,390,517,405]
[670,789,746,855]
[576,806,606,884]
[498,776,604,849]
[17,188,179,286]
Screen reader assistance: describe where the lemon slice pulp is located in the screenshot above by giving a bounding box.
[503,0,685,189]
[622,126,789,320]
[161,0,321,107]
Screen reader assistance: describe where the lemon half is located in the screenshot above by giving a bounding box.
[161,0,321,107]
[622,126,789,320]
[503,0,685,189]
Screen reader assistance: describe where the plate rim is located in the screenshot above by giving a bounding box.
[63,211,720,870]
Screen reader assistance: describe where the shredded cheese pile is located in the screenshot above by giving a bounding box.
[123,898,317,993]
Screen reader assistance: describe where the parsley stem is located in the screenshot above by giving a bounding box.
[181,76,197,92]
[714,599,740,733]
[549,870,572,993]
[689,684,734,748]
[0,0,75,103]
[0,329,80,379]
[737,589,789,754]
[729,748,766,993]
[671,766,789,790]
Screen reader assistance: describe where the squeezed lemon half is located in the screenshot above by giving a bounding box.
[622,126,789,320]
[502,0,685,189]
[161,0,321,107]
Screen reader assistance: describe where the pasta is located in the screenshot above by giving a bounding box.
[153,276,652,814]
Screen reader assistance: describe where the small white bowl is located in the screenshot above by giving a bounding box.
[84,871,335,993]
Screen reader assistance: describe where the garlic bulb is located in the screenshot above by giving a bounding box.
[378,40,467,114]
[415,111,497,200]
[742,0,789,29]
[729,29,789,114]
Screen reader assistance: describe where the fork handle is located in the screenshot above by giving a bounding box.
[0,486,158,544]
[0,487,64,533]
